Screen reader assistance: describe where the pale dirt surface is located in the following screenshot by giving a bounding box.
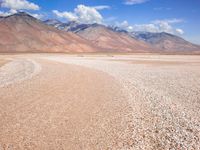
[0,54,200,150]
[0,60,8,67]
[0,57,133,150]
[0,58,12,67]
[0,58,41,88]
[45,54,200,149]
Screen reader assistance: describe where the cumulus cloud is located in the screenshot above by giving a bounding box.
[132,24,160,32]
[53,5,103,24]
[0,0,43,19]
[124,0,149,5]
[117,19,185,35]
[0,9,44,19]
[0,9,17,16]
[1,0,40,10]
[53,10,78,21]
[120,20,129,27]
[117,20,135,31]
[75,5,103,23]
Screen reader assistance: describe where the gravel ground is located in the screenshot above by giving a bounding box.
[0,59,10,67]
[0,59,41,88]
[45,55,200,149]
[0,58,133,150]
[0,54,200,150]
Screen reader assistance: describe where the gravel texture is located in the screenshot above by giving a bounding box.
[0,58,133,149]
[0,54,200,149]
[0,59,10,67]
[45,55,200,149]
[0,59,41,88]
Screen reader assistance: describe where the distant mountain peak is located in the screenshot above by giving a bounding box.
[15,12,29,15]
[8,12,32,18]
[110,26,129,33]
[44,19,62,23]
[41,17,200,53]
[0,11,99,53]
[4,12,39,22]
[130,31,200,51]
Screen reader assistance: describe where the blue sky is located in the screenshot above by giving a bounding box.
[0,0,200,44]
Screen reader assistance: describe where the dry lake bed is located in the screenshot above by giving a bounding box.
[0,54,200,149]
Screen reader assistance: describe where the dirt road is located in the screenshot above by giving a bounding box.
[0,54,200,149]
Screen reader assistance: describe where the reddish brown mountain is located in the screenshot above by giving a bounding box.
[0,13,155,53]
[3,12,198,54]
[45,19,200,54]
[76,24,154,52]
[0,12,98,53]
[131,32,200,53]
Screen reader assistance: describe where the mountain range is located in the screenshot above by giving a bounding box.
[43,20,154,52]
[130,32,200,52]
[44,19,200,53]
[0,12,199,54]
[0,12,99,53]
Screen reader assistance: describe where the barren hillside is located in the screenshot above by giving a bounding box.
[0,12,99,53]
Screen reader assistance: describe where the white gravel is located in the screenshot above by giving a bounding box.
[44,55,200,149]
[0,59,41,88]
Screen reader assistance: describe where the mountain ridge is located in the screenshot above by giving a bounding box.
[0,12,155,53]
[75,23,154,52]
[129,31,200,52]
[0,12,199,53]
[44,19,200,53]
[0,12,99,53]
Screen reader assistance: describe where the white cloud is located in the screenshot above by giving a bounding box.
[0,11,11,16]
[120,20,129,27]
[153,18,184,24]
[29,13,43,19]
[0,9,43,19]
[0,9,17,16]
[1,0,40,10]
[53,5,103,24]
[176,29,184,35]
[75,5,103,23]
[118,19,185,35]
[153,20,173,33]
[93,5,110,10]
[0,0,42,19]
[124,0,149,5]
[9,9,18,14]
[132,24,160,32]
[53,10,78,21]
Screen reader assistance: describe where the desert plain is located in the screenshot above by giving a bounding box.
[0,54,200,149]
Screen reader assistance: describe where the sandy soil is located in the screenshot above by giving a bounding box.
[0,54,200,149]
[0,58,133,150]
[0,59,41,88]
[0,59,10,67]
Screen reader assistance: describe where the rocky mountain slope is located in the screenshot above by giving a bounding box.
[130,32,200,53]
[0,12,98,53]
[43,19,62,28]
[45,19,200,53]
[45,20,154,52]
[44,20,89,32]
[0,13,155,53]
[75,24,154,52]
[0,13,199,53]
